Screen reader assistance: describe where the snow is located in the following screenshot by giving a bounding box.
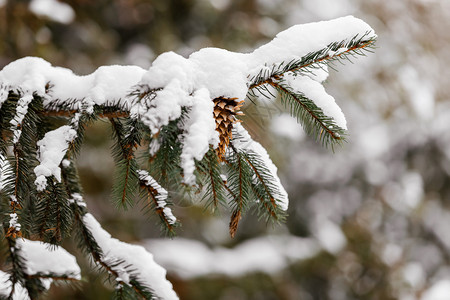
[16,238,81,279]
[0,154,11,191]
[0,270,29,300]
[34,125,77,191]
[180,88,218,184]
[137,170,177,224]
[83,213,179,300]
[61,159,71,168]
[29,0,75,24]
[282,72,347,129]
[0,57,146,113]
[0,16,376,198]
[0,84,8,109]
[69,193,86,207]
[10,94,34,143]
[328,47,348,57]
[248,15,376,77]
[421,280,450,300]
[189,47,248,100]
[8,213,21,232]
[232,123,289,210]
[0,17,375,183]
[145,235,320,279]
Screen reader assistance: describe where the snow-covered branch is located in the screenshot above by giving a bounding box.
[0,15,376,298]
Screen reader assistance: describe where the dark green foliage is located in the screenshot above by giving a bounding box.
[35,181,73,244]
[196,147,227,212]
[138,175,180,237]
[274,79,346,149]
[224,144,288,237]
[113,284,138,300]
[4,237,27,299]
[0,93,19,156]
[128,278,155,300]
[240,151,287,224]
[109,117,140,209]
[247,33,376,149]
[112,277,155,300]
[146,114,185,187]
[226,146,254,237]
[248,32,376,89]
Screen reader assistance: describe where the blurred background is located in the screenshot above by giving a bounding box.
[2,0,450,299]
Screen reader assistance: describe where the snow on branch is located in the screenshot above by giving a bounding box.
[0,15,376,298]
[138,169,178,234]
[34,125,77,191]
[232,123,289,211]
[83,213,179,300]
[0,270,29,300]
[16,239,81,281]
[0,14,375,233]
[0,238,80,300]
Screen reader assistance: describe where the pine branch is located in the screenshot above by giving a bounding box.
[109,117,140,209]
[196,148,227,212]
[268,78,346,148]
[3,96,43,239]
[138,169,179,236]
[80,213,168,299]
[40,109,129,119]
[3,235,47,300]
[240,151,287,223]
[112,283,141,300]
[248,32,376,89]
[226,144,253,238]
[4,236,26,299]
[0,16,376,298]
[146,114,185,186]
[70,202,137,299]
[67,185,165,300]
[35,181,73,244]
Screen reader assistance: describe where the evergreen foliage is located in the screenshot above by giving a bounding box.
[0,16,375,299]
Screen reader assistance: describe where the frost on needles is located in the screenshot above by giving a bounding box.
[0,16,376,299]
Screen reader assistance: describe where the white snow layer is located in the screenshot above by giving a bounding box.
[0,270,29,300]
[233,123,289,210]
[0,16,375,189]
[10,94,34,143]
[180,88,219,184]
[145,235,320,279]
[83,213,179,300]
[16,238,81,279]
[29,0,75,24]
[283,72,347,129]
[0,154,11,191]
[34,125,77,191]
[137,169,177,224]
[0,57,146,113]
[421,280,450,300]
[0,239,80,299]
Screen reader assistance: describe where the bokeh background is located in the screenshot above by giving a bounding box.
[2,0,450,299]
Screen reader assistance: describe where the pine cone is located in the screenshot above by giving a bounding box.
[213,97,244,161]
